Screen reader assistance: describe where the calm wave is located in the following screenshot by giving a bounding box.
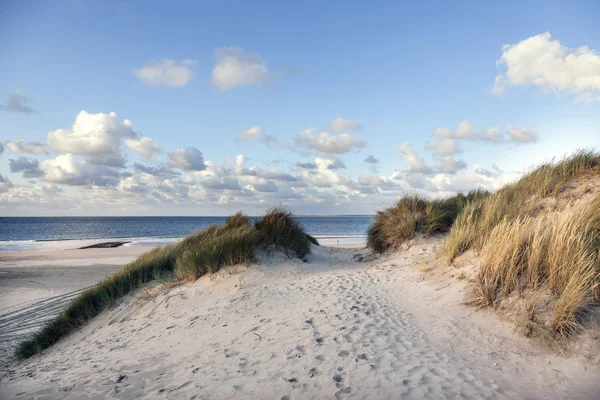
[0,216,373,252]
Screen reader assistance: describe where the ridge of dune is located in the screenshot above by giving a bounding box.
[1,241,597,399]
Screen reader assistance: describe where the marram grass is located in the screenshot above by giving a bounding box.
[17,207,317,359]
[367,190,489,253]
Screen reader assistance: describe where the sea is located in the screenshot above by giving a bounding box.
[0,216,373,252]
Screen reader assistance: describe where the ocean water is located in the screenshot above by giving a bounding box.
[0,216,373,252]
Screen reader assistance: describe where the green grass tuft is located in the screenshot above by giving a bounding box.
[367,190,489,253]
[255,206,313,258]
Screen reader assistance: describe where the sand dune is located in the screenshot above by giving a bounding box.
[0,247,151,370]
[1,241,597,399]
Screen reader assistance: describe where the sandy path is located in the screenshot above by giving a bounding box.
[1,241,597,399]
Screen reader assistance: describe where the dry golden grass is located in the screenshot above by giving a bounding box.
[441,150,600,339]
[469,195,600,338]
[444,150,600,263]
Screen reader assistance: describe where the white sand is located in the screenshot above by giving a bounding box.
[1,240,598,399]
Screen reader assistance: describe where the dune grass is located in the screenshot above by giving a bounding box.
[367,190,489,253]
[255,207,315,258]
[441,150,600,338]
[16,207,316,359]
[470,197,600,336]
[443,150,600,262]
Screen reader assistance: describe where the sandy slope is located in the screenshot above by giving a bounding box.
[0,247,151,368]
[1,241,598,399]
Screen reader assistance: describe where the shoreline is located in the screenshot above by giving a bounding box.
[0,235,367,253]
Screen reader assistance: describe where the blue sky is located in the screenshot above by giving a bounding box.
[1,0,599,215]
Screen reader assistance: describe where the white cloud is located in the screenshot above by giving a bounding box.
[134,59,196,87]
[0,142,3,156]
[433,156,468,174]
[47,111,138,157]
[425,138,462,155]
[125,136,162,160]
[434,120,537,143]
[212,47,271,90]
[168,147,206,171]
[358,174,382,186]
[329,117,362,132]
[295,157,348,187]
[506,125,538,143]
[398,142,434,174]
[5,139,48,154]
[434,121,504,142]
[0,91,35,114]
[40,154,121,186]
[493,32,600,100]
[237,127,262,141]
[257,169,297,181]
[295,128,366,154]
[117,176,150,194]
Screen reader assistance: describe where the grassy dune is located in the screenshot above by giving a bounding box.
[444,150,600,261]
[366,190,489,253]
[17,207,317,359]
[368,150,600,339]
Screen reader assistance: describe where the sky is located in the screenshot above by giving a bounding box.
[1,0,599,216]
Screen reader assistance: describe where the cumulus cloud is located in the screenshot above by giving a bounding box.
[40,154,121,186]
[433,156,468,174]
[237,126,263,141]
[398,142,434,174]
[358,174,383,186]
[200,176,241,190]
[168,147,206,171]
[85,154,126,168]
[252,180,279,193]
[506,125,538,143]
[493,32,600,100]
[5,139,48,154]
[257,169,297,181]
[326,157,346,169]
[295,157,348,187]
[329,117,362,132]
[434,120,538,143]
[133,162,179,177]
[212,47,271,90]
[47,111,138,157]
[9,157,44,178]
[235,126,290,150]
[295,128,366,154]
[125,136,162,160]
[0,142,3,156]
[425,138,462,156]
[134,59,196,87]
[0,91,35,114]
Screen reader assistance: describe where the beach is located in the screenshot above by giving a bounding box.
[1,238,598,399]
